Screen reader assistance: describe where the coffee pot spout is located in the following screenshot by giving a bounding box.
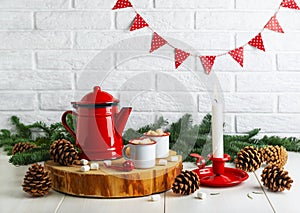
[115,107,132,135]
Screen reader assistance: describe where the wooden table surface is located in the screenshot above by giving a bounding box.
[0,148,299,213]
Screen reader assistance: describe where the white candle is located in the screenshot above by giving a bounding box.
[212,96,224,158]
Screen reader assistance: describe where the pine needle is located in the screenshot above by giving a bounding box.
[210,192,220,195]
[247,193,253,199]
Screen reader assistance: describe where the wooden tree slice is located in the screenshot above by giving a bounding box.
[44,151,182,198]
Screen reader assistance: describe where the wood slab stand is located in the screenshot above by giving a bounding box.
[44,151,182,198]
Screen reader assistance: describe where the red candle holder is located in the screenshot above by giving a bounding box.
[190,153,249,187]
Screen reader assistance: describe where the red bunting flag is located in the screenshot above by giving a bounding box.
[175,48,190,69]
[200,56,216,74]
[248,33,265,51]
[130,14,149,31]
[150,32,167,53]
[112,0,132,10]
[264,16,284,33]
[280,0,300,10]
[228,47,244,67]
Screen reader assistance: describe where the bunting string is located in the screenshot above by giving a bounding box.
[112,0,300,73]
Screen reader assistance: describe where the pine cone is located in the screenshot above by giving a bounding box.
[261,164,293,192]
[234,146,262,172]
[172,170,200,195]
[259,147,266,162]
[22,164,52,197]
[12,142,37,155]
[50,139,79,166]
[262,145,288,168]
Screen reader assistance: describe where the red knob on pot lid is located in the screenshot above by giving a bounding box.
[72,86,119,107]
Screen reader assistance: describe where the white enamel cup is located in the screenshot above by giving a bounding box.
[144,132,170,158]
[122,139,156,169]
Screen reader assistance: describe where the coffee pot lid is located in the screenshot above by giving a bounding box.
[72,86,119,106]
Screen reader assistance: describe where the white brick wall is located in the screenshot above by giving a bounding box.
[0,0,300,137]
[35,11,112,30]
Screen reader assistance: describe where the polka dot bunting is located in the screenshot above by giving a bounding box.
[200,56,216,74]
[112,0,132,10]
[228,47,244,67]
[175,48,190,69]
[264,16,284,33]
[150,32,167,53]
[130,14,149,31]
[280,0,300,10]
[112,0,299,73]
[248,33,265,51]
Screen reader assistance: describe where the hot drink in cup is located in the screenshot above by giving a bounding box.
[144,129,170,158]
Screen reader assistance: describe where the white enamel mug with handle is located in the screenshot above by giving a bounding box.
[144,132,170,158]
[122,139,156,169]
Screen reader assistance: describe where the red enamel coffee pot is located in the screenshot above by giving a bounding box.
[61,86,132,160]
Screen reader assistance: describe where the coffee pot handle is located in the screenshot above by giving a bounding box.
[61,110,77,138]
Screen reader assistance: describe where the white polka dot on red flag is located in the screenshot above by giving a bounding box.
[200,56,216,74]
[130,14,149,31]
[228,47,244,67]
[175,48,190,69]
[264,16,284,33]
[248,33,265,51]
[112,0,133,10]
[280,0,300,10]
[150,32,167,53]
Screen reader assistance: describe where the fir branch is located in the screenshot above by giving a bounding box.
[0,129,11,139]
[0,137,30,149]
[197,114,212,135]
[168,114,194,144]
[9,147,50,166]
[257,135,300,152]
[223,128,260,144]
[0,114,76,163]
[1,113,300,166]
[0,138,14,148]
[4,145,13,155]
[49,114,76,144]
[30,122,51,137]
[10,116,32,139]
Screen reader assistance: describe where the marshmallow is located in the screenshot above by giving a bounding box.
[146,129,166,136]
[158,159,167,166]
[149,194,160,201]
[90,162,99,170]
[155,129,164,135]
[169,156,178,162]
[80,159,88,165]
[131,138,153,145]
[197,191,206,199]
[146,130,158,135]
[103,160,112,167]
[80,165,90,172]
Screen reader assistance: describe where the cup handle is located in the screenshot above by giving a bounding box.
[122,144,131,160]
[61,110,77,139]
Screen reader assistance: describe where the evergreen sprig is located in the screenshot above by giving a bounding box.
[0,115,76,165]
[9,147,50,166]
[1,113,300,166]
